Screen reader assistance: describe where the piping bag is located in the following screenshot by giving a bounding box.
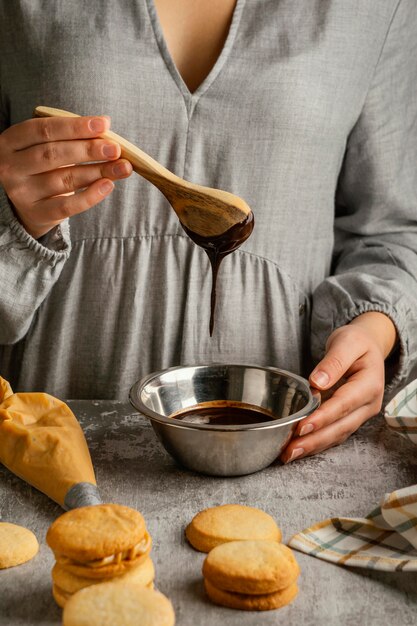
[0,377,102,510]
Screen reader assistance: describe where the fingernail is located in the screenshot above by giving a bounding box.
[102,143,119,158]
[299,423,314,437]
[286,448,304,463]
[99,180,114,195]
[310,370,329,387]
[112,161,131,177]
[89,117,106,133]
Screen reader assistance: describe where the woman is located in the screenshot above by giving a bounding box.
[0,0,416,463]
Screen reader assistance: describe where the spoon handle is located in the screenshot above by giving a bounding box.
[33,106,181,189]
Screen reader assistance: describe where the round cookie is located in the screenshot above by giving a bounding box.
[186,505,281,552]
[203,540,299,594]
[204,578,298,611]
[52,556,155,594]
[47,504,147,562]
[0,522,39,569]
[62,582,175,626]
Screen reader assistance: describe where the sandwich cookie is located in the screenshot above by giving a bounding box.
[62,582,175,626]
[47,504,151,579]
[52,556,155,607]
[52,579,155,609]
[203,540,299,594]
[0,522,39,569]
[52,584,71,610]
[202,540,300,611]
[204,578,298,611]
[186,504,282,552]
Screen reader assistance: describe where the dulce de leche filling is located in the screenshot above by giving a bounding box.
[58,532,151,568]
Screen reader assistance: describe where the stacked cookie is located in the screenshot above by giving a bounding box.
[46,504,154,607]
[186,504,299,611]
[203,540,299,611]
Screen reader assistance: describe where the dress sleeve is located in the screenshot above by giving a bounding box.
[0,87,71,345]
[310,0,417,392]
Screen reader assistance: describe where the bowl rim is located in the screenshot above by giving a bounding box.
[129,363,320,432]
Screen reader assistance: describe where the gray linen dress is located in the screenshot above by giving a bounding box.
[0,0,416,399]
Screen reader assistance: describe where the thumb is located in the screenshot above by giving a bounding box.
[309,329,365,389]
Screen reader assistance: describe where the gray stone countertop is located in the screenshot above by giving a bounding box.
[1,400,417,625]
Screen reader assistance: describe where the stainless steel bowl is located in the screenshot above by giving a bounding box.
[129,364,320,477]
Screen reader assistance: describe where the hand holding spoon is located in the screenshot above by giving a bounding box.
[34,106,254,334]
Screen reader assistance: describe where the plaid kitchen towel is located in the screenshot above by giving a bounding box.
[384,378,417,446]
[288,380,417,571]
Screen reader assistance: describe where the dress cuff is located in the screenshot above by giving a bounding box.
[0,186,71,261]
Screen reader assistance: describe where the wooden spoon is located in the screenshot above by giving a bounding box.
[34,105,254,335]
[33,106,253,239]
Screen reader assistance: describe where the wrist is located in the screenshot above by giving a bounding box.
[349,311,397,359]
[8,199,52,239]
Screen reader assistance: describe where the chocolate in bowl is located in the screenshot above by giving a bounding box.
[169,400,276,426]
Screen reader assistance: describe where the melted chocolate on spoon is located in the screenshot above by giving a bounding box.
[182,211,254,335]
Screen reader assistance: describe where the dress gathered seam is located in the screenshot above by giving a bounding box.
[70,232,310,298]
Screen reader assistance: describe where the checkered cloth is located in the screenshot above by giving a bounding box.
[288,379,417,571]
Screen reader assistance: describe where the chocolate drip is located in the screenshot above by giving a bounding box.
[182,212,254,335]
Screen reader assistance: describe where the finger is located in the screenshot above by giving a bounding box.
[3,115,111,151]
[11,138,121,175]
[27,159,132,200]
[295,363,384,437]
[309,328,368,390]
[280,406,375,463]
[29,178,115,226]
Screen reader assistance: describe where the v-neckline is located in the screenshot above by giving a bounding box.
[145,0,245,108]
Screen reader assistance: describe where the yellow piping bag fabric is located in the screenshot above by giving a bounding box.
[0,377,99,508]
